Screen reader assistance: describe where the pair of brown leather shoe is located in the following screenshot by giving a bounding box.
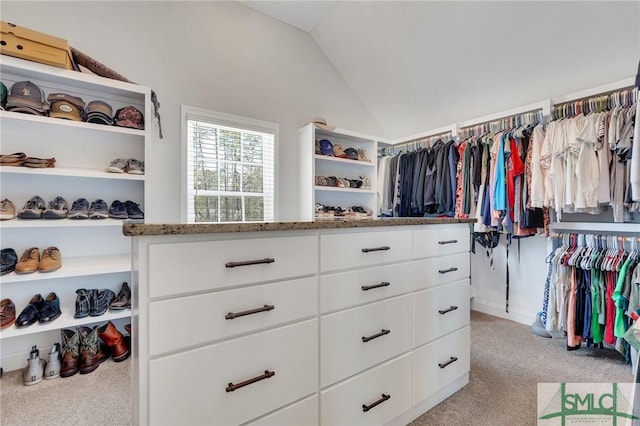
[15,247,62,274]
[0,298,16,329]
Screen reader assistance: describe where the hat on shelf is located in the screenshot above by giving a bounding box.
[114,106,144,130]
[319,139,334,156]
[312,117,335,131]
[0,82,7,110]
[47,93,86,122]
[5,81,48,115]
[332,143,348,158]
[86,100,113,125]
[343,147,359,160]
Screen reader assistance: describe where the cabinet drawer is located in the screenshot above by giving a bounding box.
[320,353,412,426]
[149,277,317,356]
[321,294,412,387]
[149,320,318,426]
[413,252,469,290]
[149,235,317,298]
[320,262,412,314]
[320,230,412,272]
[414,326,470,403]
[414,279,470,347]
[248,395,318,426]
[413,226,470,259]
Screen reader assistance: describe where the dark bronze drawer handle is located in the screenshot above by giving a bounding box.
[438,240,458,245]
[362,394,391,412]
[438,267,458,274]
[361,246,390,253]
[362,282,391,291]
[438,357,458,369]
[225,258,275,268]
[362,329,390,343]
[226,370,275,392]
[225,305,275,320]
[438,306,458,315]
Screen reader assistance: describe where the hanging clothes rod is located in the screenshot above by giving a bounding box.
[391,130,452,151]
[552,86,638,119]
[550,232,640,241]
[459,108,543,139]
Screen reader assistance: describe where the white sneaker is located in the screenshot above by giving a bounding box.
[23,345,46,386]
[44,343,61,380]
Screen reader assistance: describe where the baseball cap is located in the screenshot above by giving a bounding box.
[86,100,113,125]
[114,106,144,130]
[6,81,48,114]
[312,117,335,131]
[343,147,359,160]
[319,139,334,156]
[0,82,7,110]
[332,143,348,158]
[47,93,85,122]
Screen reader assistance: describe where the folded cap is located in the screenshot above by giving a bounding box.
[332,143,348,158]
[343,147,359,160]
[312,117,335,131]
[114,106,144,130]
[86,113,113,125]
[49,100,83,121]
[6,81,47,112]
[319,139,334,156]
[47,93,86,109]
[6,105,46,116]
[0,82,7,110]
[86,100,113,117]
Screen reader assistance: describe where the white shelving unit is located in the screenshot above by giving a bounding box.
[298,123,379,220]
[0,55,151,372]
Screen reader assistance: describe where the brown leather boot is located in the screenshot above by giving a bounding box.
[98,321,129,362]
[78,326,101,374]
[60,328,79,378]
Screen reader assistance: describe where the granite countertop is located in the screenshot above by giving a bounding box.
[122,217,477,236]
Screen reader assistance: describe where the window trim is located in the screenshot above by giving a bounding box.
[180,105,279,223]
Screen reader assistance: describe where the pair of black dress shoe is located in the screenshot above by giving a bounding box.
[1,248,18,275]
[16,293,62,327]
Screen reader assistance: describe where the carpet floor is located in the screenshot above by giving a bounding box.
[0,311,632,425]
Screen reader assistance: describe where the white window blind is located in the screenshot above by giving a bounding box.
[183,107,276,222]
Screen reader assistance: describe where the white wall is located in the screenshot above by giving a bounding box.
[1,1,383,221]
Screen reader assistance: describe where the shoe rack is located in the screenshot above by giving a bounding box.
[0,55,151,372]
[298,123,379,220]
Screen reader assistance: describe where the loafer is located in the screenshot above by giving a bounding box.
[16,294,45,327]
[0,298,16,329]
[0,198,16,220]
[43,196,69,219]
[89,289,115,316]
[109,282,131,310]
[89,199,109,219]
[17,195,45,219]
[39,247,62,272]
[74,288,92,319]
[68,198,89,219]
[125,200,144,219]
[39,292,62,323]
[108,200,128,219]
[15,247,40,274]
[1,248,18,275]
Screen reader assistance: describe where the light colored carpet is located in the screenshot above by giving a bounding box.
[0,311,631,425]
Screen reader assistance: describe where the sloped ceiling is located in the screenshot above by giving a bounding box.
[243,1,639,139]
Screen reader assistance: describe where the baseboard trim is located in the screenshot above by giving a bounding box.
[386,373,469,425]
[1,351,28,374]
[471,299,536,326]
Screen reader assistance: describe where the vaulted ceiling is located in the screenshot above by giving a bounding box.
[241,1,639,139]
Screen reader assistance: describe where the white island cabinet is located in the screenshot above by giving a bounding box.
[125,218,474,426]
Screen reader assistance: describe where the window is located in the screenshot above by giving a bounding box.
[182,106,276,222]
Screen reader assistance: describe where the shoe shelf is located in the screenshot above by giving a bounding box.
[0,254,130,284]
[1,218,133,229]
[0,165,145,181]
[314,154,376,167]
[0,309,131,340]
[314,186,376,194]
[0,110,146,137]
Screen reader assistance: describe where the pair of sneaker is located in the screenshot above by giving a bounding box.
[106,158,144,175]
[68,198,110,219]
[108,200,144,220]
[16,196,68,219]
[23,344,61,385]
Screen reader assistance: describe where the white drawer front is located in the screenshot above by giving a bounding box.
[321,294,412,387]
[149,235,317,298]
[320,353,413,426]
[414,326,470,404]
[149,277,317,356]
[320,262,412,314]
[414,279,470,347]
[413,226,470,259]
[248,395,318,426]
[149,320,318,426]
[413,253,470,291]
[320,230,412,272]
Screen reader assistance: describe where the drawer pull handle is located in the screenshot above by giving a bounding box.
[226,370,275,392]
[362,394,391,412]
[225,305,275,320]
[438,357,458,369]
[225,258,275,268]
[362,329,390,343]
[361,246,390,253]
[438,267,458,274]
[361,282,391,291]
[438,306,459,315]
[438,240,458,245]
